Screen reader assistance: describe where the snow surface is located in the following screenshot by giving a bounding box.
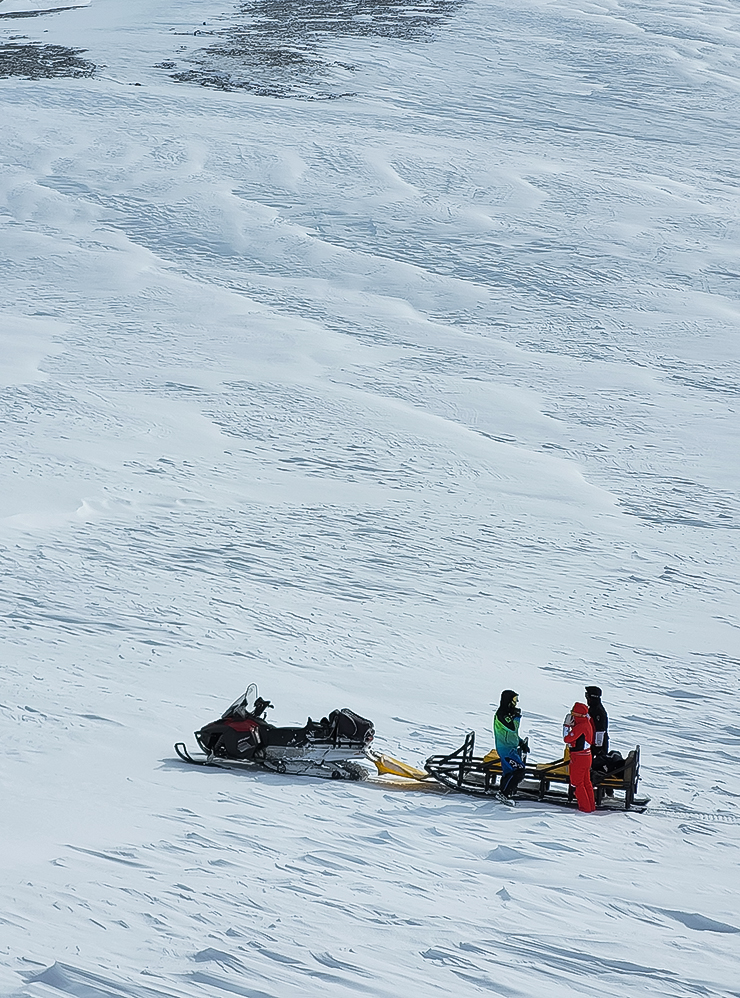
[1,0,739,995]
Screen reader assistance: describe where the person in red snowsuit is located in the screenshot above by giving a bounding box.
[563,702,596,813]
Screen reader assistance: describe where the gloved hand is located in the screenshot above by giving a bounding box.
[519,738,529,754]
[562,712,574,740]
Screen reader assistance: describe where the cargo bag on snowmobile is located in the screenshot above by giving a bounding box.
[325,709,374,746]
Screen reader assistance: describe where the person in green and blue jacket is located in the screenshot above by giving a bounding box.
[493,689,529,804]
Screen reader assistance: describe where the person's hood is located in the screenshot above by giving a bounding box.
[572,701,590,718]
[496,689,520,722]
[498,689,518,711]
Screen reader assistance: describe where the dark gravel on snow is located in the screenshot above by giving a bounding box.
[0,41,95,79]
[158,0,463,98]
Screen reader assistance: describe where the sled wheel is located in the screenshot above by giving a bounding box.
[276,761,286,774]
[331,769,344,780]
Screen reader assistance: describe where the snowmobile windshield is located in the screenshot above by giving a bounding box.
[221,683,259,720]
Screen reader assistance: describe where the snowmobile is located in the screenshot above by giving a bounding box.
[175,684,374,781]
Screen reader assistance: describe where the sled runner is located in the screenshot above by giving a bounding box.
[175,684,374,781]
[424,732,647,810]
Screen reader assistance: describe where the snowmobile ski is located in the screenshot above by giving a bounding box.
[174,742,208,765]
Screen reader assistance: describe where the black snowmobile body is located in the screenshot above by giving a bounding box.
[176,685,375,780]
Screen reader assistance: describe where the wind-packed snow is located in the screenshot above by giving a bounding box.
[1,0,739,995]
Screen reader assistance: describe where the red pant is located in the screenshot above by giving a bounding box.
[569,751,595,812]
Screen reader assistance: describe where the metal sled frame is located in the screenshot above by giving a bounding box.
[424,732,645,810]
[424,733,501,797]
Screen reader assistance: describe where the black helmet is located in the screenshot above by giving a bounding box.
[585,685,602,698]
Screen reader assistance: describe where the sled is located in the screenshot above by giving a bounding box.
[424,732,647,811]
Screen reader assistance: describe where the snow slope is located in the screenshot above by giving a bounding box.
[1,0,739,995]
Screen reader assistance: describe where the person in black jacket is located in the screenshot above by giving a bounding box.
[585,686,608,761]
